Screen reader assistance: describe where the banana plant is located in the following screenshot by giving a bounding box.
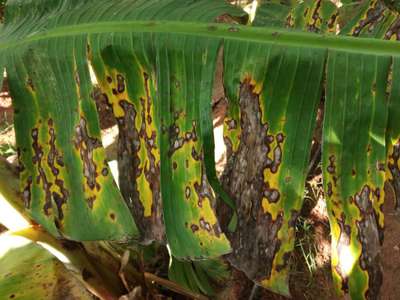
[0,0,399,299]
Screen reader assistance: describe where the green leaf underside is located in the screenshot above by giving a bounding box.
[0,234,92,300]
[1,0,400,298]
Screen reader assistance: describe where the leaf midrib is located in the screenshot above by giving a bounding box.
[0,20,400,56]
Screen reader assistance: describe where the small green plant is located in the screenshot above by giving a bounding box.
[295,216,318,276]
[0,142,15,158]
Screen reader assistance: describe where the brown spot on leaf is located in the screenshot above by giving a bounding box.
[116,74,125,93]
[266,135,274,143]
[74,118,102,192]
[226,119,237,130]
[388,142,400,210]
[23,176,33,208]
[327,155,336,174]
[385,17,400,40]
[264,188,280,203]
[31,127,54,215]
[101,167,108,176]
[276,133,285,143]
[218,81,285,282]
[191,147,200,161]
[351,1,386,37]
[199,217,212,232]
[352,185,383,298]
[53,179,69,220]
[52,192,65,220]
[54,219,61,229]
[87,196,95,209]
[191,224,199,232]
[117,96,164,243]
[47,122,64,177]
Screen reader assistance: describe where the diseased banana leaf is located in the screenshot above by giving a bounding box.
[0,0,245,256]
[7,38,138,241]
[1,0,400,298]
[387,58,400,212]
[338,0,400,38]
[253,1,399,297]
[253,0,339,32]
[253,0,400,39]
[0,234,93,300]
[218,42,325,295]
[85,1,244,256]
[384,0,400,13]
[323,51,391,299]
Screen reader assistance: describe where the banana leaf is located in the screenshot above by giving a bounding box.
[253,0,400,39]
[253,1,399,297]
[1,0,400,298]
[0,234,93,300]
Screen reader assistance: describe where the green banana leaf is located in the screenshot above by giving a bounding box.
[1,0,400,298]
